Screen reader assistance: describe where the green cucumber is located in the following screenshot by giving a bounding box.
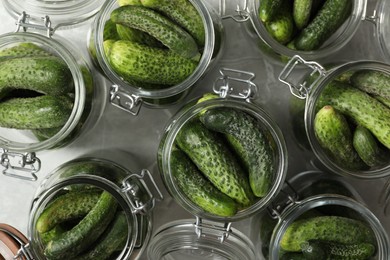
[280,216,375,252]
[32,127,62,141]
[317,80,390,149]
[108,40,197,85]
[140,0,205,47]
[118,0,141,6]
[115,24,164,48]
[375,95,390,108]
[170,145,237,216]
[199,107,275,197]
[74,211,128,260]
[293,0,314,29]
[0,56,73,97]
[0,42,52,62]
[36,190,102,233]
[314,105,366,170]
[0,95,73,129]
[44,191,118,259]
[40,225,66,245]
[110,5,200,59]
[350,70,390,100]
[175,119,254,206]
[353,125,388,167]
[258,0,284,23]
[103,19,120,41]
[295,0,352,50]
[265,7,295,45]
[301,240,376,260]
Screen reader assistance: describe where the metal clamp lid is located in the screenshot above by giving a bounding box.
[213,68,257,100]
[267,181,299,220]
[219,0,250,22]
[15,11,54,38]
[0,149,40,181]
[278,55,326,99]
[121,169,163,215]
[110,85,142,116]
[194,217,232,243]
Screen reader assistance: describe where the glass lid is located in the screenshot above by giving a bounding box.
[2,0,107,28]
[147,219,258,260]
[377,0,390,61]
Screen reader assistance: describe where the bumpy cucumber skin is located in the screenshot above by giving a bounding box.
[175,120,254,206]
[103,19,120,41]
[111,5,200,59]
[44,191,118,259]
[199,107,275,197]
[170,146,237,216]
[314,105,366,170]
[293,0,314,29]
[317,80,390,149]
[0,95,73,129]
[40,225,66,245]
[280,216,375,252]
[108,40,197,85]
[353,125,388,167]
[116,24,164,48]
[258,0,284,23]
[295,0,352,50]
[118,0,141,6]
[375,95,390,108]
[350,70,390,100]
[141,0,205,47]
[74,211,128,260]
[266,8,295,45]
[36,190,102,233]
[301,240,376,260]
[0,56,73,96]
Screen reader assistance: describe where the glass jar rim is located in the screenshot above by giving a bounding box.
[376,0,390,62]
[160,97,288,222]
[0,32,86,152]
[304,60,390,179]
[248,0,367,63]
[269,194,390,259]
[2,0,106,29]
[147,219,258,260]
[94,0,215,99]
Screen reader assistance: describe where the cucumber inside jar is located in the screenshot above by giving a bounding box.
[310,67,390,175]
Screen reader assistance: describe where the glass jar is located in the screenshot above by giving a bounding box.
[279,55,390,179]
[89,0,224,113]
[0,14,106,180]
[2,0,106,28]
[254,170,390,259]
[147,218,258,260]
[221,0,390,64]
[0,155,163,260]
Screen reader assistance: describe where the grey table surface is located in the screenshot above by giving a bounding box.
[0,0,389,259]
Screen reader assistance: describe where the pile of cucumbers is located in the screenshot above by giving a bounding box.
[280,215,376,259]
[101,0,205,89]
[259,0,352,51]
[314,69,390,171]
[169,94,276,217]
[36,188,128,260]
[0,42,74,140]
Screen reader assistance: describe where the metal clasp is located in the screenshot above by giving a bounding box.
[194,217,232,243]
[219,0,250,22]
[268,181,299,219]
[364,9,378,25]
[121,169,163,215]
[15,243,34,260]
[278,55,326,99]
[110,85,142,116]
[0,149,40,181]
[15,12,54,38]
[213,68,257,100]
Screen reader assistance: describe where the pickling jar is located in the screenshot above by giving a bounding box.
[149,69,288,259]
[279,55,390,179]
[88,0,224,114]
[0,154,163,260]
[0,11,107,180]
[222,0,390,64]
[255,170,390,259]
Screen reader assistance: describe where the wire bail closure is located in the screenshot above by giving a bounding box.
[0,149,40,181]
[219,0,250,22]
[15,11,54,38]
[110,85,142,116]
[194,217,232,243]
